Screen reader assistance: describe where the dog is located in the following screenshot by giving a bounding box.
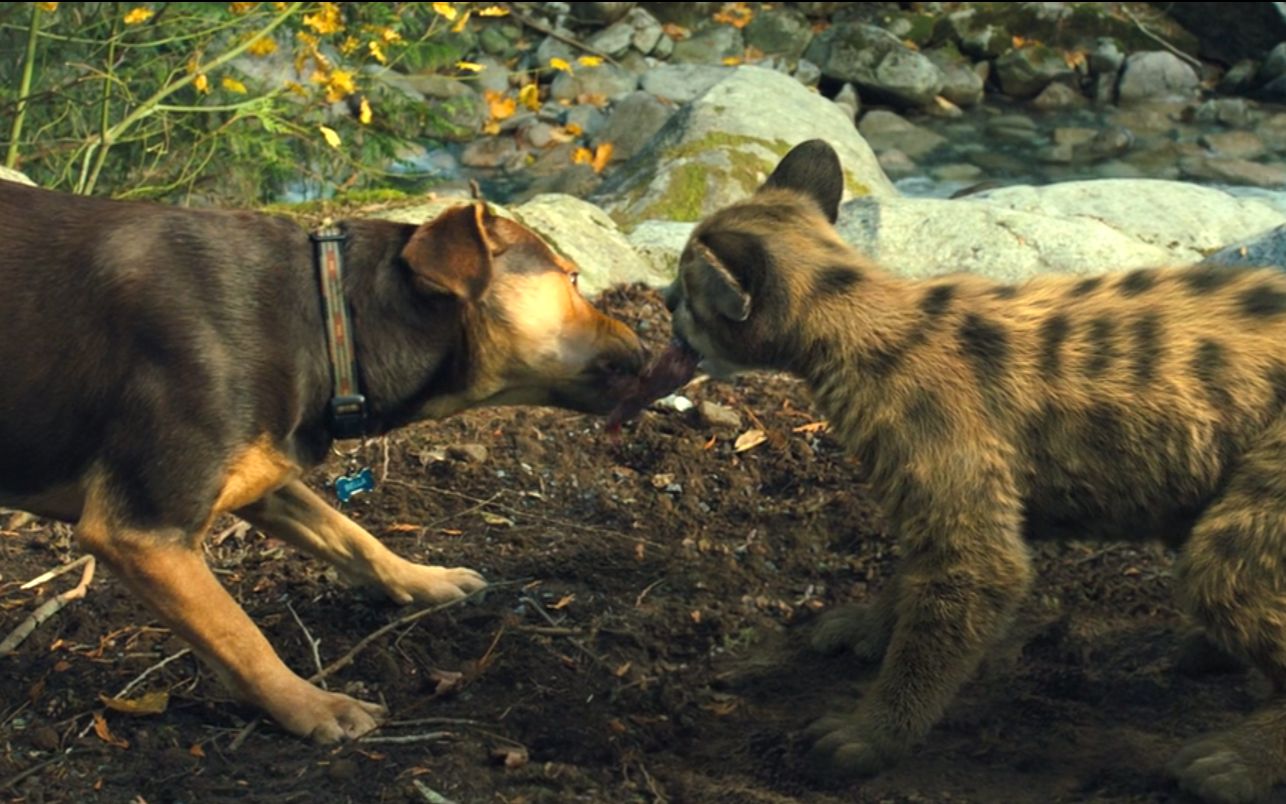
[0,180,644,742]
[661,139,1286,803]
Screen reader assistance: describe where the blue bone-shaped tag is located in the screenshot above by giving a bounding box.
[334,467,375,503]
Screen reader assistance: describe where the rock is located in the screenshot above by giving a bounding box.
[1256,113,1286,152]
[536,32,577,68]
[0,165,34,186]
[471,56,513,94]
[793,58,821,87]
[1190,98,1253,129]
[652,30,674,59]
[1030,82,1085,111]
[699,401,742,430]
[1166,2,1286,65]
[1258,75,1286,103]
[930,163,984,183]
[940,9,1010,60]
[933,58,985,108]
[858,110,947,160]
[877,149,918,180]
[1218,59,1260,95]
[1179,155,1286,188]
[984,114,1043,147]
[1073,126,1134,162]
[1199,225,1286,269]
[1263,42,1286,83]
[460,136,523,170]
[1053,127,1097,147]
[625,7,663,54]
[1116,51,1200,104]
[626,219,695,279]
[836,180,1286,282]
[567,2,636,26]
[512,194,670,292]
[594,66,894,230]
[565,104,609,138]
[641,2,719,28]
[1198,130,1267,160]
[833,83,860,122]
[1088,38,1125,76]
[478,23,522,57]
[994,44,1074,99]
[512,162,602,202]
[447,444,488,464]
[804,22,945,108]
[671,25,744,65]
[522,120,558,148]
[550,63,639,102]
[743,6,813,60]
[588,19,636,58]
[593,91,676,163]
[640,64,732,103]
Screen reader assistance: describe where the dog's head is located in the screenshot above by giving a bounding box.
[665,139,849,377]
[401,202,644,415]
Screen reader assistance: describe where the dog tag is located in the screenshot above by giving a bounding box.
[334,467,375,503]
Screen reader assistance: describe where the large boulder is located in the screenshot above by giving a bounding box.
[593,66,895,231]
[803,22,945,108]
[1116,51,1201,104]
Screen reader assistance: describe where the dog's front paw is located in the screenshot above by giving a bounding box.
[803,712,903,782]
[809,603,890,663]
[1169,733,1273,804]
[387,563,487,605]
[270,686,386,744]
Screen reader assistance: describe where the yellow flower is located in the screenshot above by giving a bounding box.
[451,9,471,33]
[247,36,277,56]
[36,2,58,12]
[284,80,308,97]
[359,97,373,125]
[193,74,210,94]
[485,90,516,121]
[455,61,485,73]
[548,57,572,73]
[122,7,154,25]
[518,83,541,111]
[319,125,342,149]
[721,56,743,66]
[303,2,342,35]
[228,2,256,14]
[571,147,592,165]
[577,55,603,68]
[221,76,248,94]
[477,5,508,16]
[338,35,359,55]
[380,27,402,43]
[325,69,356,103]
[368,40,386,63]
[432,2,456,21]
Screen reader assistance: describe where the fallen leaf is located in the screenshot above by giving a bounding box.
[92,713,130,749]
[690,609,702,624]
[713,2,753,28]
[613,661,632,678]
[482,120,500,135]
[564,121,583,137]
[703,435,717,450]
[734,429,767,452]
[608,718,628,734]
[792,421,829,434]
[455,60,485,72]
[518,83,541,111]
[576,91,609,108]
[480,511,514,527]
[662,22,690,40]
[189,743,205,758]
[1063,49,1087,69]
[53,660,71,673]
[548,57,572,73]
[590,142,613,173]
[478,5,509,16]
[451,8,471,33]
[432,2,457,21]
[577,55,603,67]
[572,146,593,165]
[221,76,247,94]
[386,523,420,533]
[429,668,464,696]
[99,690,169,716]
[485,89,516,120]
[702,698,740,716]
[634,542,645,561]
[721,56,743,66]
[550,594,575,610]
[319,125,342,149]
[491,745,528,769]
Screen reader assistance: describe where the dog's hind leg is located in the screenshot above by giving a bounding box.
[238,480,486,605]
[1169,417,1286,803]
[78,480,384,743]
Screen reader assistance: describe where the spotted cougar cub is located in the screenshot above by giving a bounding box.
[660,139,1286,803]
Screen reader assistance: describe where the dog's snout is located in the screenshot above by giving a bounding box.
[596,343,645,377]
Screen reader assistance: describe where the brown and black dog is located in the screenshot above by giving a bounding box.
[0,180,643,742]
[662,140,1286,802]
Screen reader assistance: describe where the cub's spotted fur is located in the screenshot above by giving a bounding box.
[664,140,1286,803]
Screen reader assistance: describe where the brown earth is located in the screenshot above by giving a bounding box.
[0,286,1268,804]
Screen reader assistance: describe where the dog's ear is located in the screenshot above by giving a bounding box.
[694,231,762,322]
[762,139,843,224]
[401,203,495,300]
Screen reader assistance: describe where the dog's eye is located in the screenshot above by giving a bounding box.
[569,272,580,288]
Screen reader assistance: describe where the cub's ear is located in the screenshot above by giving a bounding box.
[401,203,495,300]
[694,230,768,322]
[763,139,843,224]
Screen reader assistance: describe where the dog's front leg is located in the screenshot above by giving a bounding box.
[238,480,486,605]
[78,495,384,742]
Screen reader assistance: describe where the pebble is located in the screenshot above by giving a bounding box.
[448,444,489,464]
[699,401,742,430]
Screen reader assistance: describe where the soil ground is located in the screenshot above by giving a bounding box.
[0,286,1273,804]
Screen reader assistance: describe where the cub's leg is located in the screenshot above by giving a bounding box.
[806,463,1031,779]
[1169,419,1286,804]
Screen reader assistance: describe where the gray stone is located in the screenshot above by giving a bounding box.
[930,163,984,183]
[652,30,674,59]
[699,401,742,430]
[937,61,985,108]
[625,7,663,54]
[1117,51,1200,104]
[594,66,895,230]
[877,148,918,180]
[984,114,1044,147]
[804,22,944,108]
[1259,42,1286,83]
[1199,225,1286,269]
[565,104,609,137]
[1199,130,1268,160]
[743,7,813,60]
[1256,113,1286,152]
[1088,37,1125,75]
[588,20,636,58]
[1053,127,1097,147]
[536,32,577,67]
[511,163,602,203]
[1030,82,1084,111]
[472,56,512,94]
[942,10,1009,60]
[642,2,719,28]
[593,91,675,163]
[1259,74,1286,103]
[793,58,822,87]
[1073,125,1134,162]
[671,25,743,65]
[550,63,639,102]
[626,219,694,279]
[1218,59,1260,95]
[858,110,947,160]
[833,83,860,122]
[567,2,636,25]
[1191,98,1253,129]
[460,136,524,170]
[523,120,557,148]
[1179,155,1286,188]
[0,166,34,186]
[640,63,732,103]
[994,44,1074,99]
[478,24,521,57]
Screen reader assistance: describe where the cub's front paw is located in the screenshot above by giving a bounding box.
[809,603,891,663]
[1169,734,1272,804]
[803,713,903,782]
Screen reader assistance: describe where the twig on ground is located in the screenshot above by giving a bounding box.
[19,554,93,591]
[115,648,192,699]
[0,754,68,793]
[386,716,490,728]
[287,601,327,690]
[227,718,259,751]
[1120,7,1203,68]
[412,779,460,804]
[1,556,96,657]
[634,578,666,608]
[359,730,454,745]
